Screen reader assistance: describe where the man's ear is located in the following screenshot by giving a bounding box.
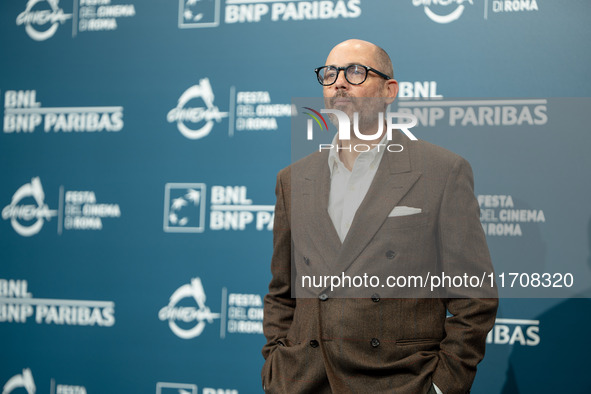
[384,79,398,104]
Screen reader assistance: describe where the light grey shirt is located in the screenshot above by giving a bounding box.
[327,133,386,243]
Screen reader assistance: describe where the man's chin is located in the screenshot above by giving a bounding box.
[332,97,352,105]
[332,103,353,112]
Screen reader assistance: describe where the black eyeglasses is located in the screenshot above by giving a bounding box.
[315,64,392,86]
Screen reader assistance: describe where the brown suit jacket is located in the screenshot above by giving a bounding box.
[262,131,498,394]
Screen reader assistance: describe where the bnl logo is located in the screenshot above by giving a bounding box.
[156,382,197,394]
[303,107,418,141]
[163,183,205,233]
[156,382,238,394]
[178,0,220,28]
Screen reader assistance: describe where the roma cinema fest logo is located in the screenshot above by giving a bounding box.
[16,0,72,41]
[167,78,228,140]
[2,177,57,237]
[158,277,220,339]
[412,0,473,24]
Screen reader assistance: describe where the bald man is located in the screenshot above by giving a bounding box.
[262,39,498,394]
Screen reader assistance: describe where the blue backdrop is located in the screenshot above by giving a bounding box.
[1,0,590,393]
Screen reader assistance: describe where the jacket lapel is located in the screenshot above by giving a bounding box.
[295,152,342,271]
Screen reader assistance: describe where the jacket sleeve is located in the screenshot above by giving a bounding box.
[432,157,499,394]
[262,169,295,360]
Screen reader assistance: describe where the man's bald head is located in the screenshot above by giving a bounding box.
[373,45,394,79]
[327,39,394,79]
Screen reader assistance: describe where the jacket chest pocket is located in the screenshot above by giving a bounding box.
[382,211,430,229]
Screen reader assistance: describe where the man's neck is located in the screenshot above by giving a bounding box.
[338,125,386,171]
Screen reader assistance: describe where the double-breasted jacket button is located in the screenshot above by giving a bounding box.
[370,338,380,348]
[304,256,310,265]
[309,340,319,348]
[319,293,328,301]
[386,250,396,259]
[371,293,380,302]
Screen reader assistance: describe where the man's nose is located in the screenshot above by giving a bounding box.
[334,69,349,89]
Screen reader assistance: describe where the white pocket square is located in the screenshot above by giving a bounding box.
[388,206,422,217]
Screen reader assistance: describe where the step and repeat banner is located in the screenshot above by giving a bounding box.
[1,1,590,393]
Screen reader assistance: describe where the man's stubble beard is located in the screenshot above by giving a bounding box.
[325,93,387,138]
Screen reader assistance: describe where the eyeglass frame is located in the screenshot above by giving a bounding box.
[314,64,392,86]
